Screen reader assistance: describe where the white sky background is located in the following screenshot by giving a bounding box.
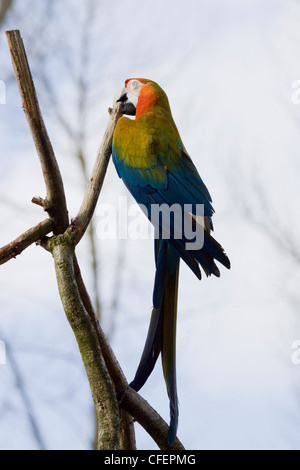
[0,0,300,450]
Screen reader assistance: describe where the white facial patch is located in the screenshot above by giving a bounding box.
[126,79,143,107]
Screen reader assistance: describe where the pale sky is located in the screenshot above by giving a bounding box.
[1,0,300,450]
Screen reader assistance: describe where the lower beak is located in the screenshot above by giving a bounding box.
[114,87,136,116]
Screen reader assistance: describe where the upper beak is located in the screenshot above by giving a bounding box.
[114,87,136,116]
[116,90,128,103]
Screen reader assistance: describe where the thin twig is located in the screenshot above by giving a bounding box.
[69,103,123,245]
[4,339,46,450]
[0,218,53,265]
[107,238,126,340]
[31,196,45,208]
[0,0,13,26]
[5,30,69,235]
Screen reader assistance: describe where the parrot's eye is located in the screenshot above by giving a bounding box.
[126,79,142,97]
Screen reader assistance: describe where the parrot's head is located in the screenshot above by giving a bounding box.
[114,78,171,119]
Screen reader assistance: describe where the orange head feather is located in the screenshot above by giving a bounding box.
[124,78,171,119]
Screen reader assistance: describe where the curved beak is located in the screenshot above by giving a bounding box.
[114,87,136,116]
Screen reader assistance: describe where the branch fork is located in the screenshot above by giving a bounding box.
[0,29,184,450]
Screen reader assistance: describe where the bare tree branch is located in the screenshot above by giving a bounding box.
[0,0,13,26]
[73,255,128,392]
[69,104,123,245]
[5,30,69,235]
[107,238,126,340]
[0,218,52,265]
[5,28,121,450]
[73,256,185,450]
[3,29,185,450]
[4,339,46,450]
[119,409,136,450]
[120,388,185,451]
[51,239,120,450]
[73,255,136,450]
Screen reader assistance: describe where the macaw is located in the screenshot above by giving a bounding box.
[112,78,230,445]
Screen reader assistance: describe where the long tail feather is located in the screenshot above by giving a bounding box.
[129,306,163,392]
[129,239,180,445]
[129,239,167,391]
[161,244,180,445]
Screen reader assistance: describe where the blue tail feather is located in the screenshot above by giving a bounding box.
[130,239,180,446]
